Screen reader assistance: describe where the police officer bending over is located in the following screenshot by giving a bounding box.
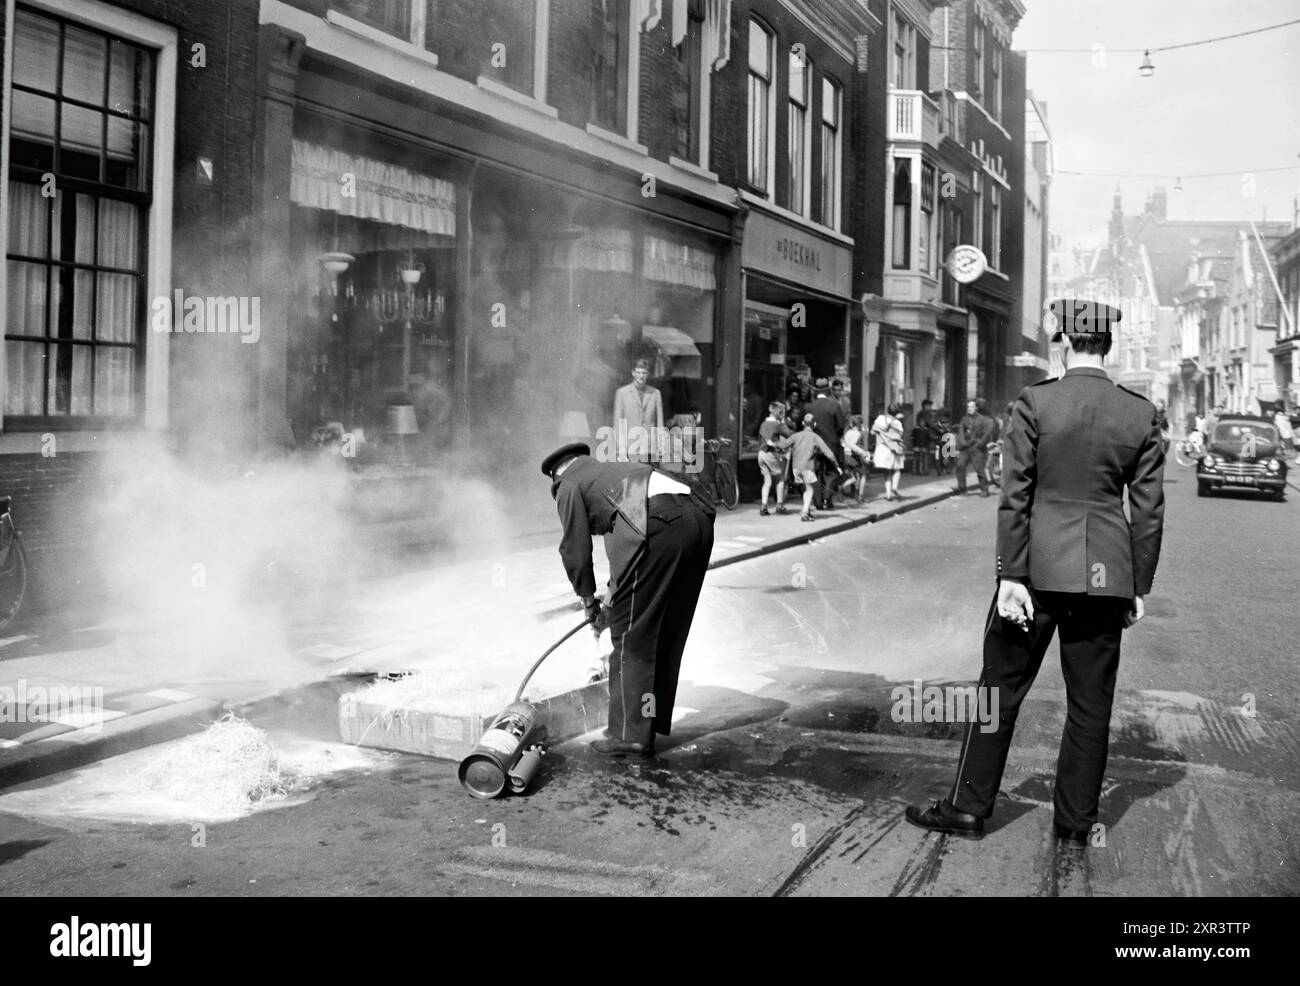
[542,443,716,758]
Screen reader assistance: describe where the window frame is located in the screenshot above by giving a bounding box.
[891,157,912,270]
[746,17,776,196]
[3,0,175,431]
[991,43,1003,121]
[787,45,811,217]
[590,0,638,140]
[819,75,842,231]
[893,13,916,90]
[920,162,935,275]
[989,181,1001,270]
[971,22,984,95]
[474,0,550,104]
[668,0,708,169]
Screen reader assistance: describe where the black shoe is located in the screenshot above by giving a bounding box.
[1053,823,1090,850]
[904,799,984,839]
[759,507,770,516]
[591,738,655,758]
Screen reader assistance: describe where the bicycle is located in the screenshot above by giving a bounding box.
[985,440,1003,487]
[1172,433,1207,468]
[695,437,738,510]
[0,496,28,633]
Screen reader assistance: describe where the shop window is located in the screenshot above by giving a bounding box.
[478,0,546,99]
[747,18,774,193]
[669,0,705,165]
[787,47,811,216]
[5,6,154,421]
[592,0,631,135]
[891,159,912,270]
[820,77,842,230]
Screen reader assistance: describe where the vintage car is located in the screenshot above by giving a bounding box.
[1196,414,1288,500]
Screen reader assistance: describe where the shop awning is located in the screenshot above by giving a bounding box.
[291,140,456,236]
[643,325,701,357]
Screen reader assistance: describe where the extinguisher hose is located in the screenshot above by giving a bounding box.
[513,618,594,703]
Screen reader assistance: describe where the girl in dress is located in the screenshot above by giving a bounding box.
[871,402,906,501]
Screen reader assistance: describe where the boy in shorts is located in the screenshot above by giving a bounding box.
[787,413,841,521]
[758,401,794,515]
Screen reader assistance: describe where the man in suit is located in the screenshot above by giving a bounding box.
[905,299,1165,848]
[805,378,847,508]
[612,358,664,462]
[542,442,715,758]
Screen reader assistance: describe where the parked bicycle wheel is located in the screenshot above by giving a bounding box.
[714,458,739,510]
[0,523,27,634]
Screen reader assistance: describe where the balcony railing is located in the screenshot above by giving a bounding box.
[888,90,940,146]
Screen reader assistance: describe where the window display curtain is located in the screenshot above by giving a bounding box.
[644,234,715,290]
[290,140,456,236]
[539,227,634,273]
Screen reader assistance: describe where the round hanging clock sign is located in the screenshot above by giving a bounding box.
[946,245,988,284]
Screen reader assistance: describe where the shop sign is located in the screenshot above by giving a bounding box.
[946,245,987,284]
[742,211,852,300]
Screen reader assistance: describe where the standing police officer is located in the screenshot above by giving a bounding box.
[905,299,1166,847]
[541,442,715,757]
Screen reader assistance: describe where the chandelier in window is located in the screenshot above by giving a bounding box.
[349,253,444,325]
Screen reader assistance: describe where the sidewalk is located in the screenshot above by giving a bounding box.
[0,470,962,788]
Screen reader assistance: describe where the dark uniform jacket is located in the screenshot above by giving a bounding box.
[806,396,846,456]
[997,366,1165,598]
[553,456,653,599]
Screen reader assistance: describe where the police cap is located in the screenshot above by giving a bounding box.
[1046,299,1123,341]
[540,442,590,478]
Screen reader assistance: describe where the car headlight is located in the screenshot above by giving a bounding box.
[1267,459,1280,472]
[1203,455,1217,468]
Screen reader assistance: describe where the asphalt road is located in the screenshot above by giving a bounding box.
[2,468,1297,896]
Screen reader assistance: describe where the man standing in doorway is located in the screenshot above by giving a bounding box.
[905,299,1165,848]
[806,378,847,509]
[613,358,664,462]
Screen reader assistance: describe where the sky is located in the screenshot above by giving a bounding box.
[1016,0,1300,247]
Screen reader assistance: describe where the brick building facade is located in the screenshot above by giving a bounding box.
[1,0,262,609]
